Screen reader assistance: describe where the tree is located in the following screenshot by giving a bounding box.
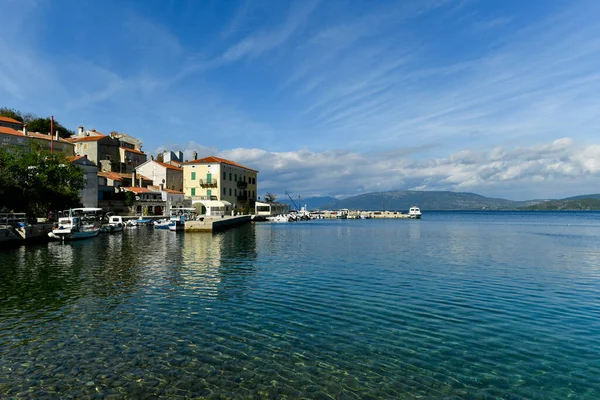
[26,117,74,139]
[0,107,36,124]
[265,192,277,203]
[0,144,85,217]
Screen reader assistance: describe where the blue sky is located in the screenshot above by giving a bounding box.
[2,0,600,200]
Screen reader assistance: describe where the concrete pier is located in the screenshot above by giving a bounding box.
[185,215,251,232]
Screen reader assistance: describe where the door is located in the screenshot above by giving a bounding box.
[207,189,212,198]
[207,173,212,183]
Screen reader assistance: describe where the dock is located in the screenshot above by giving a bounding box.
[185,215,251,232]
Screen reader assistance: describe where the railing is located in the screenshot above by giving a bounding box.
[236,181,248,189]
[198,179,218,188]
[191,195,218,201]
[0,213,27,225]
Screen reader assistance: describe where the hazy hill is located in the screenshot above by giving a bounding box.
[519,198,600,211]
[317,190,527,211]
[560,193,600,201]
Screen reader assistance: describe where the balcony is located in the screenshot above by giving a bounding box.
[199,179,218,188]
[236,181,248,189]
[191,195,218,201]
[237,194,248,201]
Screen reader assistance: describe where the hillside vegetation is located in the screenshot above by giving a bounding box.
[519,198,600,211]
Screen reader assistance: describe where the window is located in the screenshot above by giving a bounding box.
[223,171,226,180]
[83,144,88,150]
[234,174,237,181]
[229,188,232,196]
[191,172,196,180]
[223,188,226,195]
[234,189,237,196]
[191,188,195,196]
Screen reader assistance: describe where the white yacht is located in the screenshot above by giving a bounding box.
[408,206,422,219]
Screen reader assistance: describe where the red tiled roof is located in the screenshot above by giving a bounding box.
[154,160,182,171]
[66,135,106,143]
[0,116,24,125]
[67,155,86,162]
[148,185,184,194]
[0,126,24,137]
[121,186,155,194]
[121,147,145,155]
[98,171,124,181]
[26,132,72,143]
[98,171,152,182]
[185,156,258,172]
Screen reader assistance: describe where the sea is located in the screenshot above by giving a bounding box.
[1,211,599,399]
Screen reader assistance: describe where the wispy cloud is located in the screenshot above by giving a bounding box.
[207,137,600,200]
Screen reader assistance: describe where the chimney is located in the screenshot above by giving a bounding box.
[139,177,143,187]
[55,131,59,141]
[132,170,137,187]
[160,183,164,191]
[193,151,198,160]
[23,125,27,135]
[78,126,84,135]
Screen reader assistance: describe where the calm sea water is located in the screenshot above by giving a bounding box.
[1,211,600,399]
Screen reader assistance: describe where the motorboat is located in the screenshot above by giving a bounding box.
[48,215,99,241]
[100,214,124,233]
[168,215,185,231]
[408,206,422,219]
[153,219,171,229]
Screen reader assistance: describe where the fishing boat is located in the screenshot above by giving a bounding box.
[100,214,125,233]
[48,212,100,241]
[408,206,422,219]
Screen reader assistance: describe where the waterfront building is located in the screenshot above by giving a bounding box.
[255,201,290,217]
[0,120,75,155]
[136,159,183,192]
[68,155,98,208]
[183,155,258,214]
[121,187,164,216]
[147,186,189,213]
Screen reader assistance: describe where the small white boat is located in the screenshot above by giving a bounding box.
[154,219,171,229]
[49,216,100,241]
[168,214,186,231]
[266,214,291,223]
[100,215,124,233]
[408,206,422,219]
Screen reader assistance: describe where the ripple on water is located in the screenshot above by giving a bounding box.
[1,214,600,398]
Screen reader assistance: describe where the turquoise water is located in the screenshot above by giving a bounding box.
[1,211,600,398]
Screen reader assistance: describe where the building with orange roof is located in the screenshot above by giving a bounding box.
[183,154,258,213]
[0,125,75,155]
[0,116,24,130]
[68,126,147,173]
[136,159,184,192]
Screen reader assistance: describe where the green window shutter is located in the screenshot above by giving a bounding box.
[191,188,195,196]
[191,172,196,180]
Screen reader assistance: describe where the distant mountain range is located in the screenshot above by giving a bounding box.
[519,198,600,211]
[281,190,600,211]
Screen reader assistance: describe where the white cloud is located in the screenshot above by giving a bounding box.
[169,137,600,200]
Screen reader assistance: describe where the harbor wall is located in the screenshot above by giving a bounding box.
[185,215,251,232]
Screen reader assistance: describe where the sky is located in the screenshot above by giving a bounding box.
[2,0,600,200]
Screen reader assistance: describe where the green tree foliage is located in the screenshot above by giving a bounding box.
[26,117,74,139]
[265,192,277,203]
[124,191,136,207]
[0,144,85,217]
[0,107,36,124]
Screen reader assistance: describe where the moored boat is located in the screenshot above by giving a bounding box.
[408,206,422,219]
[49,215,100,241]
